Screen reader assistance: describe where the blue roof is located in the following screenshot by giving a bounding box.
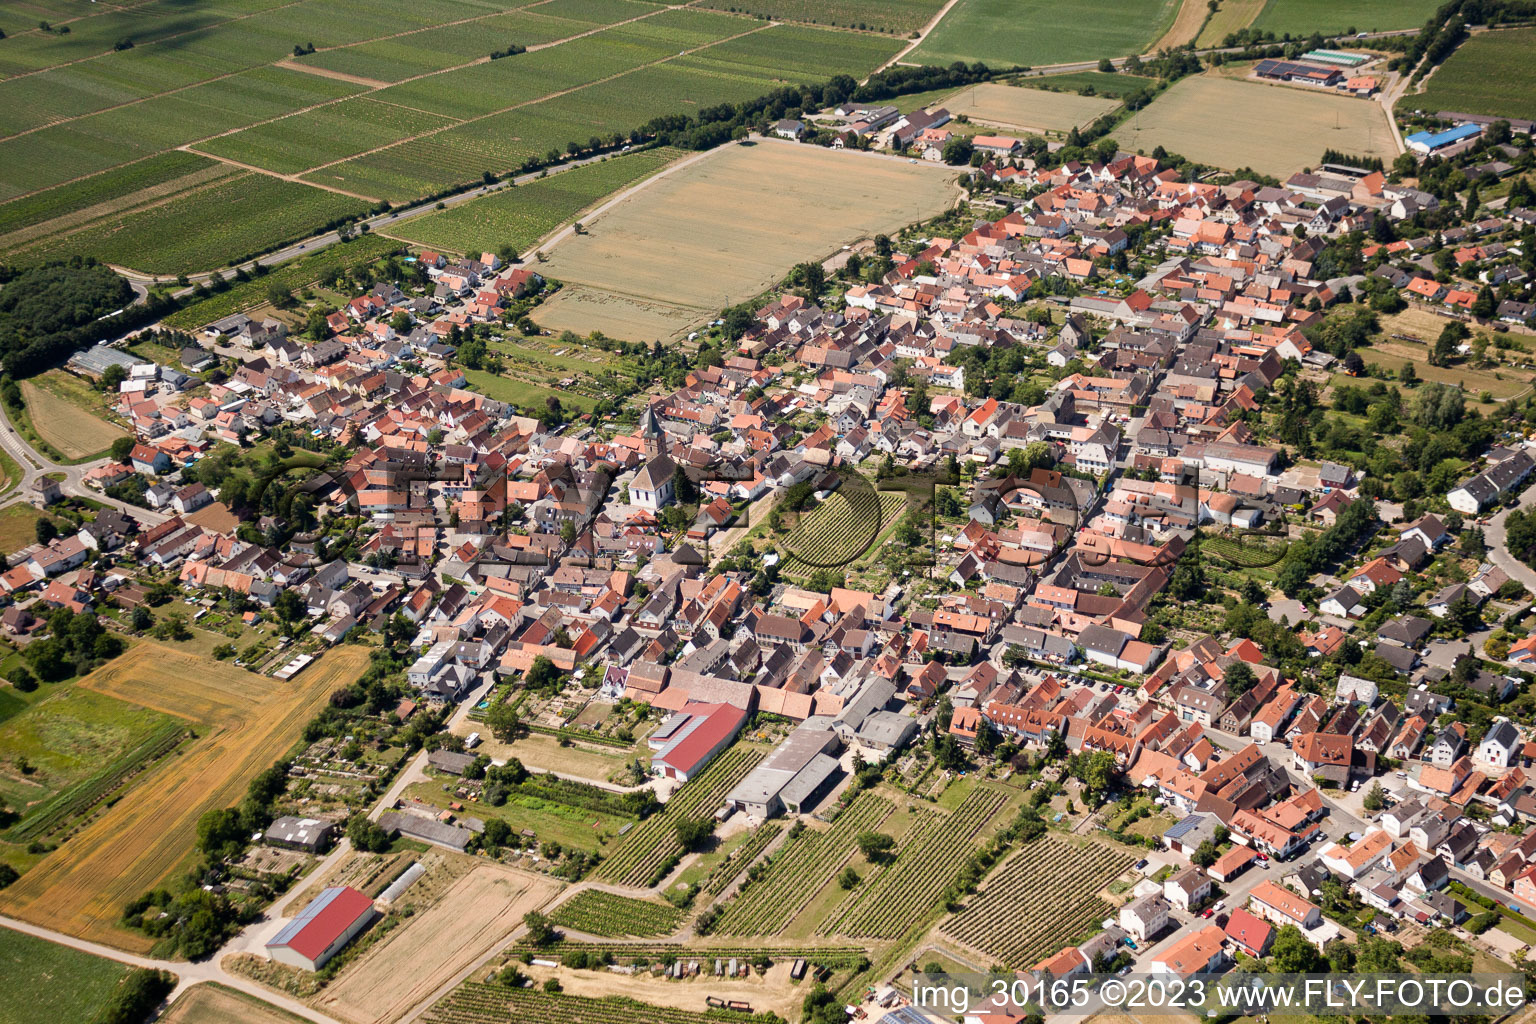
[1406,123,1481,149]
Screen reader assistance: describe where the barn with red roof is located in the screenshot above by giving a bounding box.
[265,885,377,971]
[648,701,748,782]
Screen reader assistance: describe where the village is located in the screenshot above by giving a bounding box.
[1,74,1536,1024]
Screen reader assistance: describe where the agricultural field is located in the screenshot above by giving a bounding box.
[389,148,682,256]
[0,152,236,254]
[0,644,370,949]
[944,81,1120,135]
[1196,0,1266,46]
[1408,28,1536,121]
[160,984,310,1024]
[0,925,133,1024]
[0,2,902,273]
[940,835,1133,967]
[550,890,684,937]
[0,686,183,848]
[18,371,126,461]
[1251,0,1443,35]
[820,788,1006,940]
[783,486,906,569]
[593,745,764,887]
[424,985,777,1024]
[713,791,894,935]
[704,821,781,895]
[1118,74,1397,176]
[909,0,1181,69]
[15,173,370,276]
[1151,0,1212,50]
[534,142,959,341]
[318,862,560,1024]
[698,0,944,34]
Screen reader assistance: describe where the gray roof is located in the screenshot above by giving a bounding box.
[779,753,841,809]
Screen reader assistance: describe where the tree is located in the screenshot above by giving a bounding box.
[487,701,521,742]
[672,465,699,504]
[100,363,128,392]
[559,519,576,547]
[34,517,56,545]
[1223,661,1256,697]
[1363,782,1386,812]
[793,261,826,298]
[855,831,897,864]
[523,910,557,946]
[941,136,974,165]
[274,588,305,624]
[482,818,512,847]
[1270,924,1324,972]
[1191,839,1219,868]
[129,606,154,632]
[675,817,712,851]
[838,865,860,889]
[346,813,391,853]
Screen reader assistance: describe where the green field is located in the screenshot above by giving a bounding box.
[0,687,183,844]
[1407,28,1536,121]
[462,368,601,414]
[909,0,1181,68]
[698,0,944,34]
[389,148,680,255]
[1251,0,1443,35]
[0,925,134,1024]
[16,174,370,276]
[0,1,901,274]
[549,890,683,937]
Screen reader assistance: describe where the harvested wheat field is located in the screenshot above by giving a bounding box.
[1119,73,1397,176]
[318,862,561,1024]
[20,371,127,460]
[533,141,961,341]
[0,643,369,950]
[947,83,1120,135]
[160,983,309,1024]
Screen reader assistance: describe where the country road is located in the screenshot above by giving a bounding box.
[1483,473,1536,594]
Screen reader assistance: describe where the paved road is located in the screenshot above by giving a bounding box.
[0,401,169,526]
[1484,473,1536,594]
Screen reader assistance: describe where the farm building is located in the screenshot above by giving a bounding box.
[728,723,844,818]
[1406,123,1482,156]
[377,810,474,851]
[649,701,748,782]
[263,816,335,853]
[265,886,377,971]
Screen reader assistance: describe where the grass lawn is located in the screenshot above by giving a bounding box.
[0,925,134,1024]
[404,780,632,854]
[462,368,598,415]
[1408,28,1536,121]
[910,0,1181,69]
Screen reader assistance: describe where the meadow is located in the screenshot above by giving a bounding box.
[389,148,682,256]
[909,0,1182,69]
[698,0,945,34]
[1408,28,1536,121]
[0,504,50,557]
[0,925,133,1024]
[1250,0,1443,35]
[0,643,370,949]
[534,141,960,340]
[945,82,1121,135]
[1118,73,1397,176]
[18,370,127,461]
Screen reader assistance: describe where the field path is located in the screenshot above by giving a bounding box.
[0,917,347,1024]
[295,21,775,178]
[876,0,963,73]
